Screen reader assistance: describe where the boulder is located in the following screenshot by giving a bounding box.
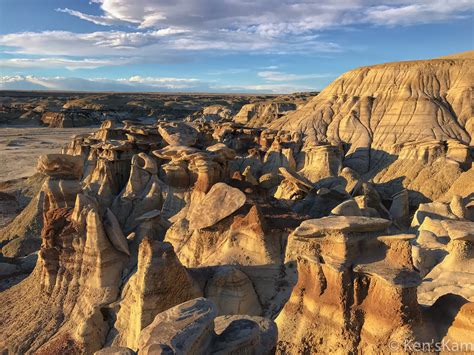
[137,297,277,355]
[158,122,198,146]
[188,183,246,230]
[330,199,362,216]
[138,298,217,355]
[213,315,277,354]
[389,189,409,227]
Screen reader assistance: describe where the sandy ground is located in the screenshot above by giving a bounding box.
[0,127,93,183]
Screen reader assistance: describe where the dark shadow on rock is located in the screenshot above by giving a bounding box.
[366,148,398,178]
[372,176,430,207]
[423,293,469,342]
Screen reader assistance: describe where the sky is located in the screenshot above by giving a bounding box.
[0,0,473,93]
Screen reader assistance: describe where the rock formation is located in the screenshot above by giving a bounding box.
[41,110,99,128]
[137,298,277,354]
[0,53,473,354]
[270,56,473,205]
[234,102,297,127]
[112,239,201,350]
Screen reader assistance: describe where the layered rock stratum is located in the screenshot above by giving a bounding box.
[0,52,473,354]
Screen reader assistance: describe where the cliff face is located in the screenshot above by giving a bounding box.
[270,57,473,174]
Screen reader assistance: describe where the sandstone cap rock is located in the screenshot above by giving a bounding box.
[158,122,198,146]
[441,220,474,241]
[188,182,246,230]
[37,154,84,180]
[152,145,200,160]
[294,216,391,238]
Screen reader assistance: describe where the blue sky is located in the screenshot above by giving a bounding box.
[0,0,473,93]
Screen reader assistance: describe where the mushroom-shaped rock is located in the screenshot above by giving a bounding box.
[294,216,391,237]
[153,145,200,160]
[188,183,246,230]
[138,297,217,355]
[285,216,392,263]
[37,154,84,180]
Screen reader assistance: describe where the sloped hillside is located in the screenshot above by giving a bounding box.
[270,55,473,175]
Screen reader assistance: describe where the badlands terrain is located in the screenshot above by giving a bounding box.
[0,52,473,354]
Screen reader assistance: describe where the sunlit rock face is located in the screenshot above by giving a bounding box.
[269,57,473,205]
[234,102,297,127]
[37,154,84,213]
[278,217,421,353]
[113,239,201,350]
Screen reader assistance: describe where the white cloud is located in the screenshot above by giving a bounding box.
[258,71,332,82]
[207,68,249,75]
[56,8,122,26]
[0,28,189,54]
[365,1,474,26]
[58,0,474,32]
[124,75,199,88]
[0,57,131,70]
[0,75,204,91]
[0,75,318,93]
[3,0,466,62]
[211,83,317,94]
[0,28,340,58]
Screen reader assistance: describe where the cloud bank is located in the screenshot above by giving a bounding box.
[0,75,316,93]
[0,0,472,92]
